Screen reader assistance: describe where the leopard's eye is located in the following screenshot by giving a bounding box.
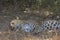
[12,23,14,25]
[10,22,15,27]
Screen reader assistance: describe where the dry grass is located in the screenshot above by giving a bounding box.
[0,31,59,40]
[0,14,60,40]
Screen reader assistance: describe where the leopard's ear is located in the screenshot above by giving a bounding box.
[16,16,19,20]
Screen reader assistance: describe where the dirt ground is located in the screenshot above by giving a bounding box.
[0,13,59,40]
[0,3,60,40]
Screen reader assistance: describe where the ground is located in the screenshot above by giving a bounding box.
[0,1,60,40]
[0,13,60,40]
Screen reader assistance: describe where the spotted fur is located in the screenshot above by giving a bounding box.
[42,20,59,31]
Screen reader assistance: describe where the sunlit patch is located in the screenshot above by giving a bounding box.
[21,23,35,32]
